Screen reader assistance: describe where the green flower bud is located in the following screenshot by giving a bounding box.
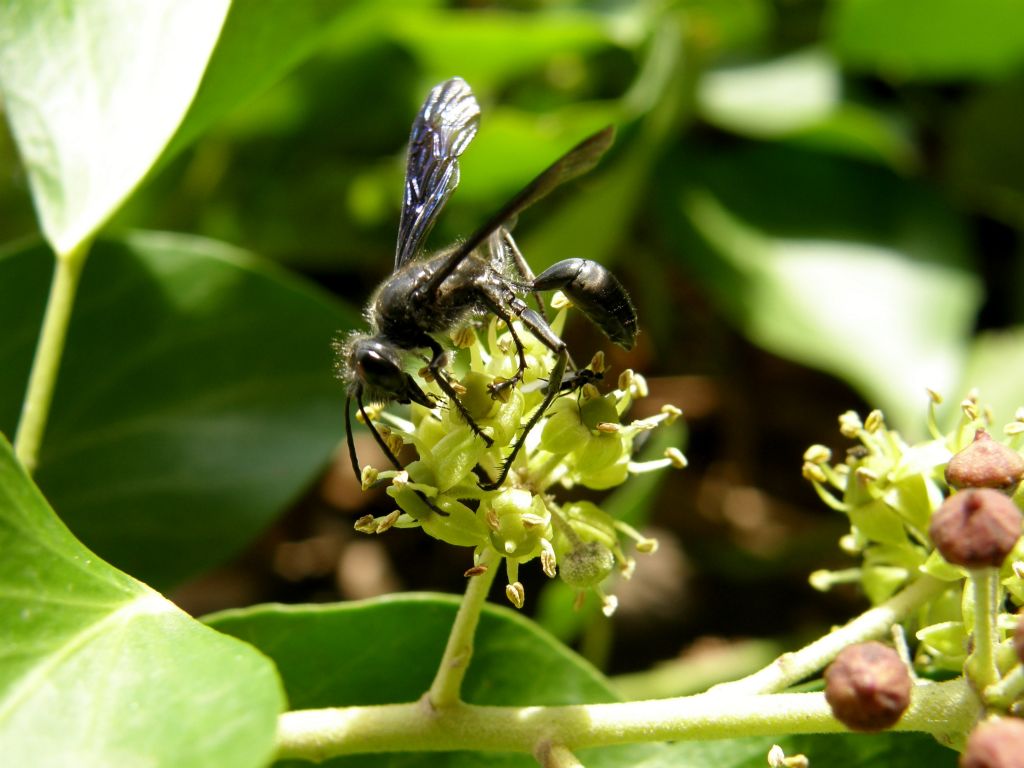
[558,540,615,589]
[481,488,550,560]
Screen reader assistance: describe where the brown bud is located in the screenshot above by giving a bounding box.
[947,431,1024,493]
[961,718,1024,768]
[929,489,1022,568]
[824,642,912,732]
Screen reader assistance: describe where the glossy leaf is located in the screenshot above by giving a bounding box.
[388,8,611,90]
[960,327,1024,428]
[159,0,388,171]
[0,0,230,255]
[828,0,1024,80]
[657,144,981,430]
[0,232,356,588]
[697,48,913,168]
[0,435,284,767]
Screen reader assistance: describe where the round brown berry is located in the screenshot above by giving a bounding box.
[929,489,1022,568]
[824,642,912,732]
[946,431,1024,493]
[961,718,1024,768]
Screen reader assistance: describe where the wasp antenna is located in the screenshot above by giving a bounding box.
[344,395,362,483]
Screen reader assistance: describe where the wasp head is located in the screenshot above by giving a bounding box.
[339,334,434,408]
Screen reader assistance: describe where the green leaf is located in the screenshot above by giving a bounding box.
[828,0,1024,81]
[0,232,356,588]
[388,8,612,90]
[0,0,230,255]
[696,48,914,168]
[945,77,1024,227]
[657,144,981,431]
[159,0,389,171]
[960,327,1024,427]
[0,434,284,767]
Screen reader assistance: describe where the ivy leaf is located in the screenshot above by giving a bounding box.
[0,0,230,255]
[657,144,981,431]
[0,435,284,767]
[0,232,356,589]
[828,0,1024,81]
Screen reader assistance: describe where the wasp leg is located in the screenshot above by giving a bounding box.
[532,258,637,350]
[477,294,569,491]
[479,292,530,399]
[353,393,448,517]
[423,337,494,447]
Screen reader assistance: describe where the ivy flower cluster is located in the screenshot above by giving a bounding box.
[353,303,685,612]
[803,391,1024,680]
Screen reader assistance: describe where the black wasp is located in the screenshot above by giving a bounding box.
[338,77,637,492]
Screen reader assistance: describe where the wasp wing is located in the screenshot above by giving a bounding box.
[427,125,615,288]
[394,77,481,270]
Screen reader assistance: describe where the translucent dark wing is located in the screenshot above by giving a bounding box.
[428,125,615,288]
[394,77,481,270]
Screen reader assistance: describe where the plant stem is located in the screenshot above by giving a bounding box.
[535,742,584,768]
[426,547,500,708]
[275,677,977,761]
[14,242,90,473]
[967,568,1000,691]
[985,665,1024,707]
[708,575,947,696]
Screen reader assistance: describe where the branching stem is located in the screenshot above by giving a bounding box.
[708,575,947,696]
[275,677,977,761]
[967,568,1000,691]
[427,547,500,708]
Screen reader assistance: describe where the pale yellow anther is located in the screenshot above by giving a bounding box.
[450,381,467,396]
[360,465,379,489]
[550,291,570,309]
[464,564,488,577]
[450,326,476,348]
[926,387,943,405]
[635,537,658,554]
[617,369,633,390]
[802,462,828,483]
[601,593,619,617]
[630,372,649,398]
[803,444,832,464]
[486,509,501,531]
[864,409,884,432]
[589,350,606,373]
[961,399,979,421]
[660,404,682,424]
[354,515,376,534]
[596,422,620,434]
[506,581,526,609]
[838,410,862,437]
[540,540,557,578]
[854,466,878,484]
[376,510,400,533]
[521,513,547,529]
[665,447,687,469]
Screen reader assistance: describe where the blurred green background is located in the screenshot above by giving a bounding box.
[3,0,1024,683]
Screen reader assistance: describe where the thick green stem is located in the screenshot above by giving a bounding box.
[275,677,977,761]
[709,575,947,696]
[13,242,90,473]
[967,568,1000,692]
[427,548,500,708]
